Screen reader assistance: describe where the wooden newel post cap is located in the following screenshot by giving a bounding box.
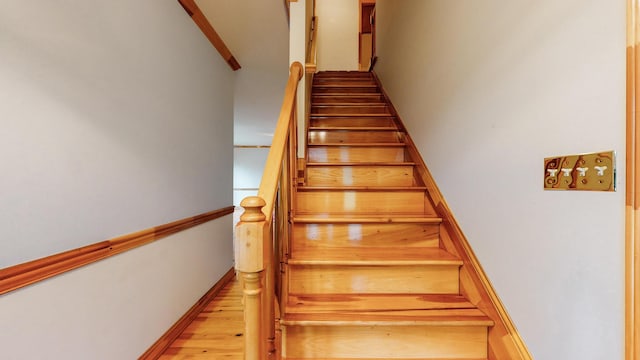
[239,196,266,222]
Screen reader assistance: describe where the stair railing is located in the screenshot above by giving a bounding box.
[235,61,303,360]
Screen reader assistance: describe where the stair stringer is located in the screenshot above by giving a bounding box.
[372,71,534,360]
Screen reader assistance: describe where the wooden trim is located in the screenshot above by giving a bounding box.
[627,1,640,359]
[139,267,236,360]
[371,71,533,359]
[0,206,235,296]
[177,0,241,71]
[235,145,272,149]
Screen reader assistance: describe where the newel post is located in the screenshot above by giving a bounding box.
[235,196,268,360]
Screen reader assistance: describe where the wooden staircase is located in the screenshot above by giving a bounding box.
[280,71,494,359]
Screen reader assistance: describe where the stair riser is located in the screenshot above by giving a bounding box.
[310,117,397,128]
[308,147,406,163]
[296,191,425,214]
[313,80,376,86]
[314,71,372,77]
[312,105,391,115]
[291,223,440,249]
[309,130,402,144]
[283,325,487,359]
[312,95,385,103]
[312,87,380,94]
[288,265,460,294]
[306,165,415,186]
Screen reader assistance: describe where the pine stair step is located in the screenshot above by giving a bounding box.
[308,126,399,131]
[289,247,461,265]
[315,70,372,76]
[296,188,430,215]
[308,145,407,163]
[284,358,487,360]
[282,321,489,358]
[287,263,460,294]
[309,130,403,144]
[308,142,405,147]
[312,86,380,94]
[313,81,377,86]
[298,185,427,191]
[312,106,391,116]
[310,117,397,128]
[292,214,442,224]
[312,94,386,103]
[311,112,393,117]
[287,293,478,313]
[306,161,415,166]
[311,102,387,107]
[306,163,416,187]
[292,221,441,248]
[282,308,493,326]
[313,83,377,88]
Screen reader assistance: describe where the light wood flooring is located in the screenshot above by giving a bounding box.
[159,278,244,359]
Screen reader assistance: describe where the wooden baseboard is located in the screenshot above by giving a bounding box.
[139,267,237,360]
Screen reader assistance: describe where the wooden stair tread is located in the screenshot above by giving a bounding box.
[312,101,389,108]
[298,186,427,191]
[309,126,399,131]
[308,142,405,147]
[306,161,415,166]
[310,115,396,119]
[312,94,382,98]
[292,214,442,224]
[285,358,487,360]
[313,83,376,86]
[310,113,392,117]
[289,247,461,265]
[282,308,493,326]
[287,293,476,312]
[311,102,386,106]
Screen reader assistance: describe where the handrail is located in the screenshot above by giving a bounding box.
[257,61,303,218]
[235,61,304,360]
[305,16,318,73]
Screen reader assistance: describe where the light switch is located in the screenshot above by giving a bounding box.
[544,151,615,191]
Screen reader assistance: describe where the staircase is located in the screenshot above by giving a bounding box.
[279,71,494,359]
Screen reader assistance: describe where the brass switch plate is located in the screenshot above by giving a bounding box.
[544,151,615,191]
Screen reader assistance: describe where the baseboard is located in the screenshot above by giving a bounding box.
[139,267,237,360]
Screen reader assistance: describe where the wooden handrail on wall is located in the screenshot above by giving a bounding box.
[177,0,241,71]
[235,61,303,360]
[0,206,234,296]
[305,16,318,74]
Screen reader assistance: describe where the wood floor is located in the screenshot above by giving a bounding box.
[159,278,244,359]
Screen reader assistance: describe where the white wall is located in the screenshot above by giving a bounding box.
[197,0,290,146]
[0,0,233,267]
[197,0,290,225]
[375,1,625,359]
[316,0,359,71]
[233,147,270,206]
[0,0,234,358]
